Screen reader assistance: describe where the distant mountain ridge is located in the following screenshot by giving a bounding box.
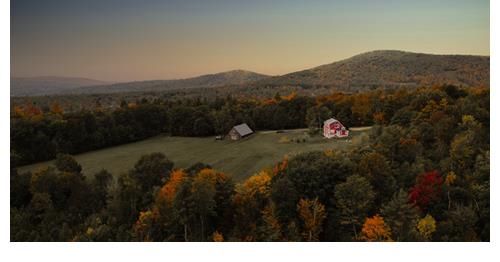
[10,70,269,96]
[255,50,489,91]
[11,76,112,96]
[73,70,270,95]
[11,50,489,97]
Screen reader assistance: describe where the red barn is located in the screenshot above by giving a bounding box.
[323,118,349,138]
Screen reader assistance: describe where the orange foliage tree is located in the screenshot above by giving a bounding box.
[360,214,392,241]
[155,169,187,211]
[212,231,224,242]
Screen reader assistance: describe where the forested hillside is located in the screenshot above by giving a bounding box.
[11,51,490,97]
[255,50,489,91]
[11,85,489,241]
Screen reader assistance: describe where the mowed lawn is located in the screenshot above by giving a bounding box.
[18,128,371,182]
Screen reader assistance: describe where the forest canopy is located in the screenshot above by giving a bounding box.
[10,85,490,241]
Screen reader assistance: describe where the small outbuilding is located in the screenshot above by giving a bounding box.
[323,118,349,138]
[228,123,254,140]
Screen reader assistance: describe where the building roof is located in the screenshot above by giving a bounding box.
[232,123,253,137]
[324,118,339,124]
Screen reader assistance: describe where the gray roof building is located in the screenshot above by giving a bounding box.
[228,123,253,140]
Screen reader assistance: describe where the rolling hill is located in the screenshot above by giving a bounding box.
[62,70,270,95]
[255,50,489,91]
[11,50,489,97]
[11,76,111,96]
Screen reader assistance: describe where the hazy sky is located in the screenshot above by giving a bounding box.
[11,0,489,82]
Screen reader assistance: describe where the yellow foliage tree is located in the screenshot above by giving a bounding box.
[232,170,273,241]
[13,106,25,118]
[445,171,457,186]
[133,210,155,241]
[196,167,230,186]
[417,214,436,240]
[297,198,327,241]
[237,170,272,199]
[360,214,392,241]
[212,231,224,242]
[261,203,282,241]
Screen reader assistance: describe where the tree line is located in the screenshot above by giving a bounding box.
[12,85,427,166]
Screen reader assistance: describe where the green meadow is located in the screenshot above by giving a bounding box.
[18,128,370,182]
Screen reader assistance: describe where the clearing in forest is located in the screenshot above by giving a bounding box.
[18,128,371,182]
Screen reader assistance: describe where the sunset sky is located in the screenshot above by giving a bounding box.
[11,0,489,82]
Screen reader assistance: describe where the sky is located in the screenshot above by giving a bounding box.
[11,0,490,82]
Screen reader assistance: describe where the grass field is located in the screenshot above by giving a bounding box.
[18,128,371,182]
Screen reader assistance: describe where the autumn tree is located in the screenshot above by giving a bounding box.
[232,170,273,240]
[417,214,436,241]
[409,170,443,211]
[159,167,234,241]
[297,198,327,241]
[133,210,156,241]
[153,169,187,236]
[360,214,392,241]
[212,231,224,242]
[156,169,187,212]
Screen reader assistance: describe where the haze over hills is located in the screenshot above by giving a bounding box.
[10,70,270,97]
[255,50,490,91]
[11,50,490,97]
[11,76,112,96]
[72,69,270,95]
